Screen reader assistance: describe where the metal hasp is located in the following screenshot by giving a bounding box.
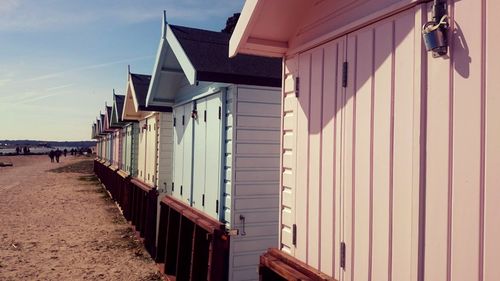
[239,214,246,236]
[292,224,297,246]
[342,62,348,88]
[340,242,346,269]
[422,0,449,57]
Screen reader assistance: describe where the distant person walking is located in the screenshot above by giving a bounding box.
[49,150,55,163]
[55,149,62,163]
[63,149,67,157]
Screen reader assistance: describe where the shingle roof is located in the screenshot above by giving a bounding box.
[130,73,151,108]
[170,25,281,87]
[130,73,170,112]
[106,106,112,123]
[115,94,125,121]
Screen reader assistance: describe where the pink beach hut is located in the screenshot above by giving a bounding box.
[231,0,500,280]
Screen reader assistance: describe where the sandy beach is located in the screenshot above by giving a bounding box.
[0,155,161,281]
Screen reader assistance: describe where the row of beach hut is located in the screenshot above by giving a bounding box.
[92,0,500,281]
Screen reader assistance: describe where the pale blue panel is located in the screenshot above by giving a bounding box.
[172,105,184,200]
[192,97,207,211]
[204,93,222,219]
[182,102,193,205]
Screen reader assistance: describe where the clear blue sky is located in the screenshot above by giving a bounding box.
[0,0,245,141]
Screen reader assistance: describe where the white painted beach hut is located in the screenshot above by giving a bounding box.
[146,15,282,280]
[122,69,173,255]
[110,94,126,171]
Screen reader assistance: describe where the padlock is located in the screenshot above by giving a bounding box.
[422,15,448,57]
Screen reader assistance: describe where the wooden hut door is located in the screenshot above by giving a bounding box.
[173,105,185,200]
[293,6,422,281]
[191,92,222,219]
[203,93,222,220]
[181,102,194,205]
[294,37,345,279]
[192,97,207,212]
[340,7,422,281]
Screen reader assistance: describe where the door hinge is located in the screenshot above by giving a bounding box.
[173,117,176,127]
[340,242,346,269]
[182,115,185,126]
[218,106,221,120]
[216,200,219,213]
[342,62,348,88]
[171,182,174,192]
[202,194,205,206]
[204,110,207,122]
[292,224,297,246]
[180,185,183,195]
[295,77,300,98]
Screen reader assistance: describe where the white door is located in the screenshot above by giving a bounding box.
[181,102,193,205]
[173,106,184,200]
[192,97,207,211]
[204,93,222,219]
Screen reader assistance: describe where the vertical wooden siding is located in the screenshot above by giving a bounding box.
[129,123,139,177]
[294,37,345,279]
[138,119,147,182]
[172,103,194,204]
[344,9,422,281]
[283,7,421,281]
[120,128,127,170]
[424,0,500,280]
[145,114,158,186]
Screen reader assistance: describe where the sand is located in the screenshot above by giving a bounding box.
[0,155,161,281]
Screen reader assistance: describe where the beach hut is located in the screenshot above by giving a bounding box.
[99,113,109,163]
[117,93,140,222]
[146,14,282,280]
[94,114,109,183]
[110,93,126,170]
[100,93,129,207]
[91,122,100,174]
[103,105,114,165]
[230,0,500,280]
[122,68,173,256]
[95,119,102,159]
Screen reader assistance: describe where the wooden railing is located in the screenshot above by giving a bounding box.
[157,195,229,281]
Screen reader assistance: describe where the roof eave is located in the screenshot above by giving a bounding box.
[146,37,176,108]
[229,0,261,57]
[166,24,197,85]
[229,0,290,58]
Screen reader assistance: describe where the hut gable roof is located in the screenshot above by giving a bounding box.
[122,71,171,121]
[111,94,126,127]
[146,19,281,107]
[170,24,281,85]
